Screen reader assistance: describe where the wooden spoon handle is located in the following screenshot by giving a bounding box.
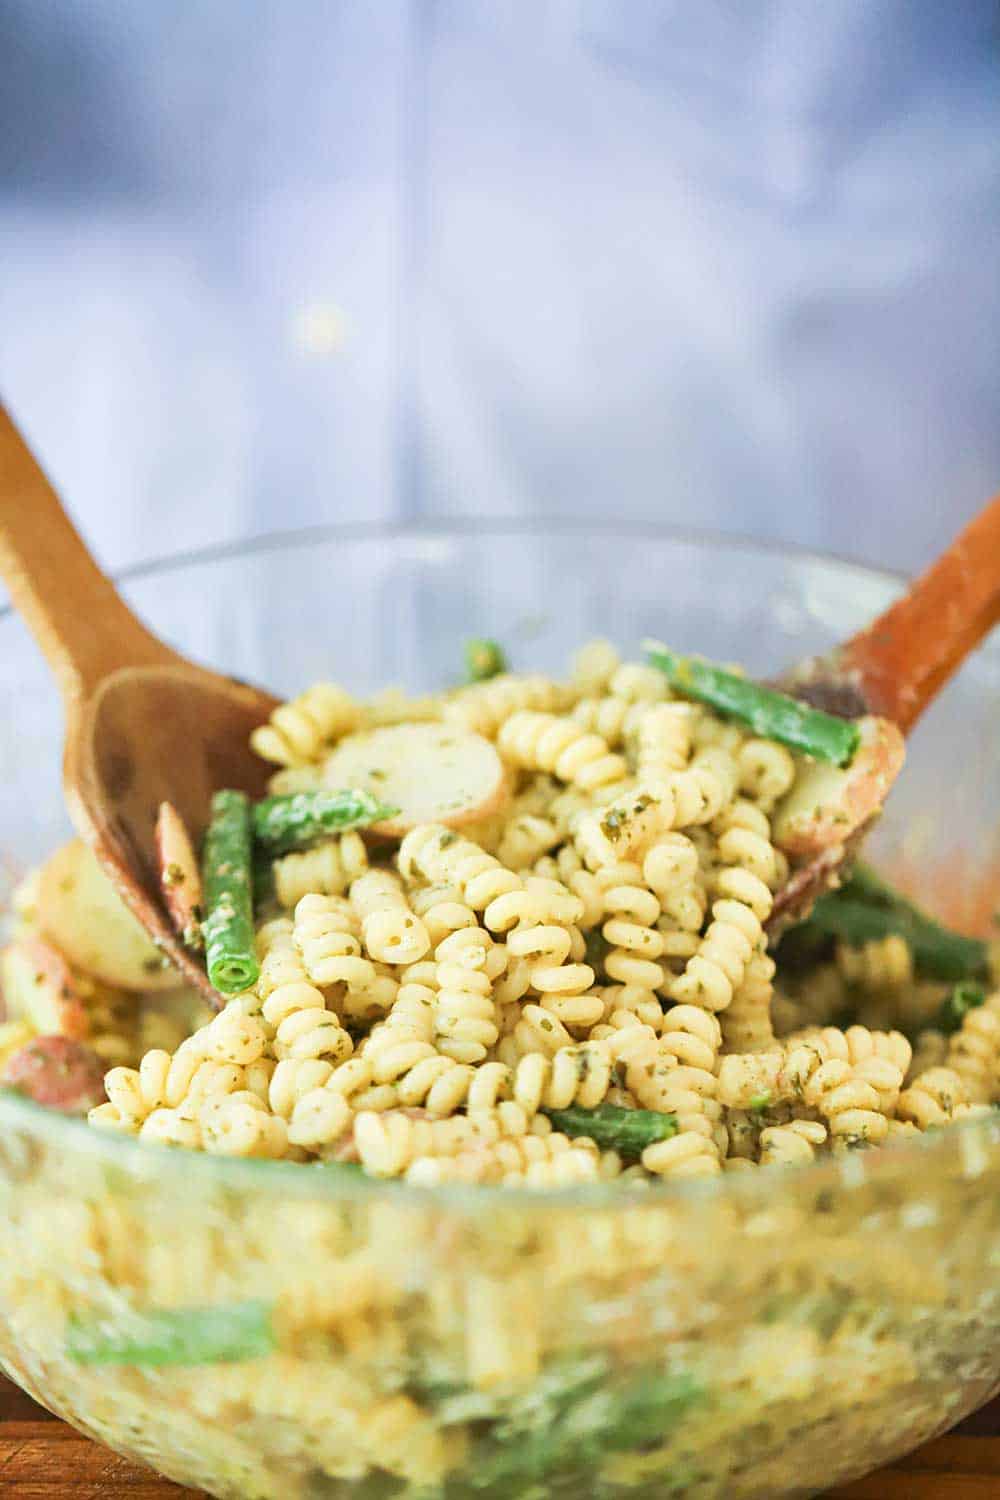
[0,403,173,702]
[841,494,1000,733]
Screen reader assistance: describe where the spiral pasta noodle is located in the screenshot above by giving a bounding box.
[571,694,643,748]
[721,951,777,1054]
[591,981,665,1033]
[803,1059,894,1145]
[354,984,487,1114]
[407,1130,599,1188]
[408,886,488,963]
[250,683,366,766]
[608,662,670,706]
[399,826,523,916]
[533,846,604,929]
[199,1091,288,1158]
[433,955,500,1065]
[946,992,1000,1104]
[711,830,776,927]
[599,865,665,994]
[509,1041,613,1114]
[597,1021,722,1156]
[350,869,431,965]
[758,1119,827,1166]
[354,1109,488,1177]
[444,674,567,737]
[718,1037,895,1146]
[906,1027,948,1083]
[273,832,370,909]
[836,935,916,994]
[261,976,353,1065]
[667,898,762,1012]
[896,1066,972,1128]
[737,737,796,811]
[634,702,695,783]
[497,814,562,871]
[293,894,376,991]
[569,638,621,696]
[572,747,737,872]
[791,1024,913,1078]
[488,876,598,1028]
[642,832,706,954]
[498,711,629,797]
[641,1132,721,1178]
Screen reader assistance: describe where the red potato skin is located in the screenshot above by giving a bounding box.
[1,937,90,1040]
[327,1106,433,1163]
[371,763,512,839]
[155,800,204,942]
[323,725,511,839]
[2,1035,107,1113]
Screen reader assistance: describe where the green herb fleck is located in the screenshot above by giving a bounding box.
[937,981,987,1035]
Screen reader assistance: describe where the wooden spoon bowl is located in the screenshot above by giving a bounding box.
[767,494,1000,934]
[0,406,277,1000]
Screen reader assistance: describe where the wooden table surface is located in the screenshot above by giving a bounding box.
[2,1374,999,1497]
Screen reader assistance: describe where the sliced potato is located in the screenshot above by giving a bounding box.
[0,938,89,1039]
[38,840,179,992]
[2,1034,107,1114]
[0,1020,37,1070]
[156,801,204,947]
[772,716,906,858]
[321,724,510,837]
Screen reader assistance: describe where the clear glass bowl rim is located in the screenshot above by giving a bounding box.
[0,514,914,625]
[3,516,997,1214]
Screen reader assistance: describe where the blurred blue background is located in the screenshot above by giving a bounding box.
[1,0,998,578]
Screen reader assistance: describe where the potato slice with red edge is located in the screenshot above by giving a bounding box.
[321,724,510,837]
[156,801,204,947]
[2,1035,106,1113]
[772,716,906,858]
[38,839,178,991]
[0,937,90,1039]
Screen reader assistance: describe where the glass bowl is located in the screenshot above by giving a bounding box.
[2,523,1000,1500]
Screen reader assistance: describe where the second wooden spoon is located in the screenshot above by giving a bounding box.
[767,493,1000,933]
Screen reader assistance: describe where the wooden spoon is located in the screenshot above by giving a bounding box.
[767,494,1000,935]
[0,403,277,1002]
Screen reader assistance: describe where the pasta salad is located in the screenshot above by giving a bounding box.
[2,638,997,1188]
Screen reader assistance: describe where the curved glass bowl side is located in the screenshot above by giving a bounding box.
[3,1098,1000,1499]
[2,524,1000,1499]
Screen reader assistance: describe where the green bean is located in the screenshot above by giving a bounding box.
[252,846,276,907]
[793,867,988,983]
[464,637,508,683]
[67,1299,275,1367]
[201,789,259,994]
[645,644,859,765]
[602,1369,704,1452]
[544,1103,678,1158]
[252,787,398,854]
[937,982,987,1036]
[447,1359,703,1498]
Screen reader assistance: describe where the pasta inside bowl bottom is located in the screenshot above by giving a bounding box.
[2,524,1000,1499]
